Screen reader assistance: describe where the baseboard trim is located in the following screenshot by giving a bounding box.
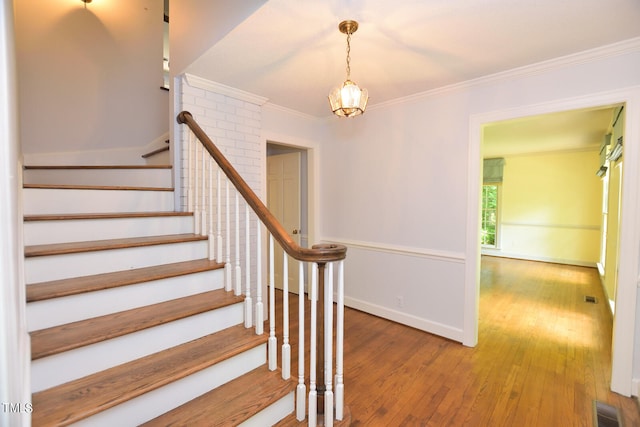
[343,296,464,343]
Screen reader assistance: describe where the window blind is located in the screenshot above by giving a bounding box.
[483,158,505,183]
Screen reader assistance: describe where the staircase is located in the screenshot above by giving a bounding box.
[23,165,296,426]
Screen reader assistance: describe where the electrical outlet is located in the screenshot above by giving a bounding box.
[396,296,404,308]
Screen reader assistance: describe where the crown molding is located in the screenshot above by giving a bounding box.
[368,37,640,112]
[184,73,269,106]
[262,101,321,122]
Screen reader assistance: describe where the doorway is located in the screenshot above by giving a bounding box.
[266,142,309,293]
[466,89,640,396]
[478,106,623,401]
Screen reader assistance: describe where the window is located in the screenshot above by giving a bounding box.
[481,184,499,247]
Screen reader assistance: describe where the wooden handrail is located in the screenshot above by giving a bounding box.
[177,111,346,263]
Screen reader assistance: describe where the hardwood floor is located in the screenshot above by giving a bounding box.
[274,256,640,426]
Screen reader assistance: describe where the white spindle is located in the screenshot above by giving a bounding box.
[216,168,223,264]
[200,143,207,236]
[187,131,194,213]
[268,235,277,370]
[255,223,264,335]
[181,117,349,425]
[282,254,290,380]
[335,260,345,420]
[234,191,241,296]
[308,263,318,427]
[296,261,306,421]
[193,141,201,234]
[225,178,232,291]
[325,262,334,427]
[208,158,215,260]
[244,202,252,328]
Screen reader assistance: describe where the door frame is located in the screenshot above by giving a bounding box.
[466,86,640,396]
[266,148,304,292]
[260,133,317,302]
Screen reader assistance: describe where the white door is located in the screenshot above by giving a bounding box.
[267,152,301,292]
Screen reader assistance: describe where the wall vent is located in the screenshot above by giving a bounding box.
[592,400,621,427]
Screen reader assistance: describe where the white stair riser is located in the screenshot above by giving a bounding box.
[239,392,295,427]
[23,168,172,188]
[24,215,194,245]
[23,188,174,215]
[27,269,223,331]
[72,345,267,427]
[25,240,208,283]
[31,303,245,392]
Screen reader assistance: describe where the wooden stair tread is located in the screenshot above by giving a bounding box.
[31,325,266,427]
[24,233,207,257]
[23,183,173,191]
[27,258,224,301]
[141,365,295,427]
[24,165,171,169]
[30,289,243,360]
[24,211,192,221]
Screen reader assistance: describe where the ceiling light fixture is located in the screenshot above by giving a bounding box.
[328,20,368,118]
[81,0,92,8]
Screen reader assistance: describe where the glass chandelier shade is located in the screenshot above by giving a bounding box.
[328,20,368,117]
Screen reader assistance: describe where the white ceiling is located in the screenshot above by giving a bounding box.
[183,0,640,155]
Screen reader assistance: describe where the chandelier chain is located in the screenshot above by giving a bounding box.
[345,32,351,80]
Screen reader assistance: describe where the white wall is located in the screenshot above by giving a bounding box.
[15,0,169,164]
[169,0,266,77]
[1,0,30,424]
[173,34,640,394]
[320,40,640,394]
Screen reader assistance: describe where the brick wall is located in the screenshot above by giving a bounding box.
[176,74,266,306]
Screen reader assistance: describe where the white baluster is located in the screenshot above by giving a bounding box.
[244,202,252,328]
[234,190,241,296]
[325,262,334,427]
[308,263,318,427]
[282,254,290,380]
[193,142,201,235]
[296,261,306,421]
[335,260,345,420]
[255,223,264,335]
[268,235,277,370]
[208,158,215,260]
[225,178,232,291]
[200,143,207,236]
[216,168,223,264]
[187,131,194,214]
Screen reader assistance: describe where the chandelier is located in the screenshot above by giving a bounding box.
[328,20,368,117]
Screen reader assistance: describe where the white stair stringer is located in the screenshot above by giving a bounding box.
[24,214,194,246]
[31,302,244,392]
[23,187,174,215]
[25,239,208,283]
[72,344,267,427]
[23,167,173,188]
[27,268,223,331]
